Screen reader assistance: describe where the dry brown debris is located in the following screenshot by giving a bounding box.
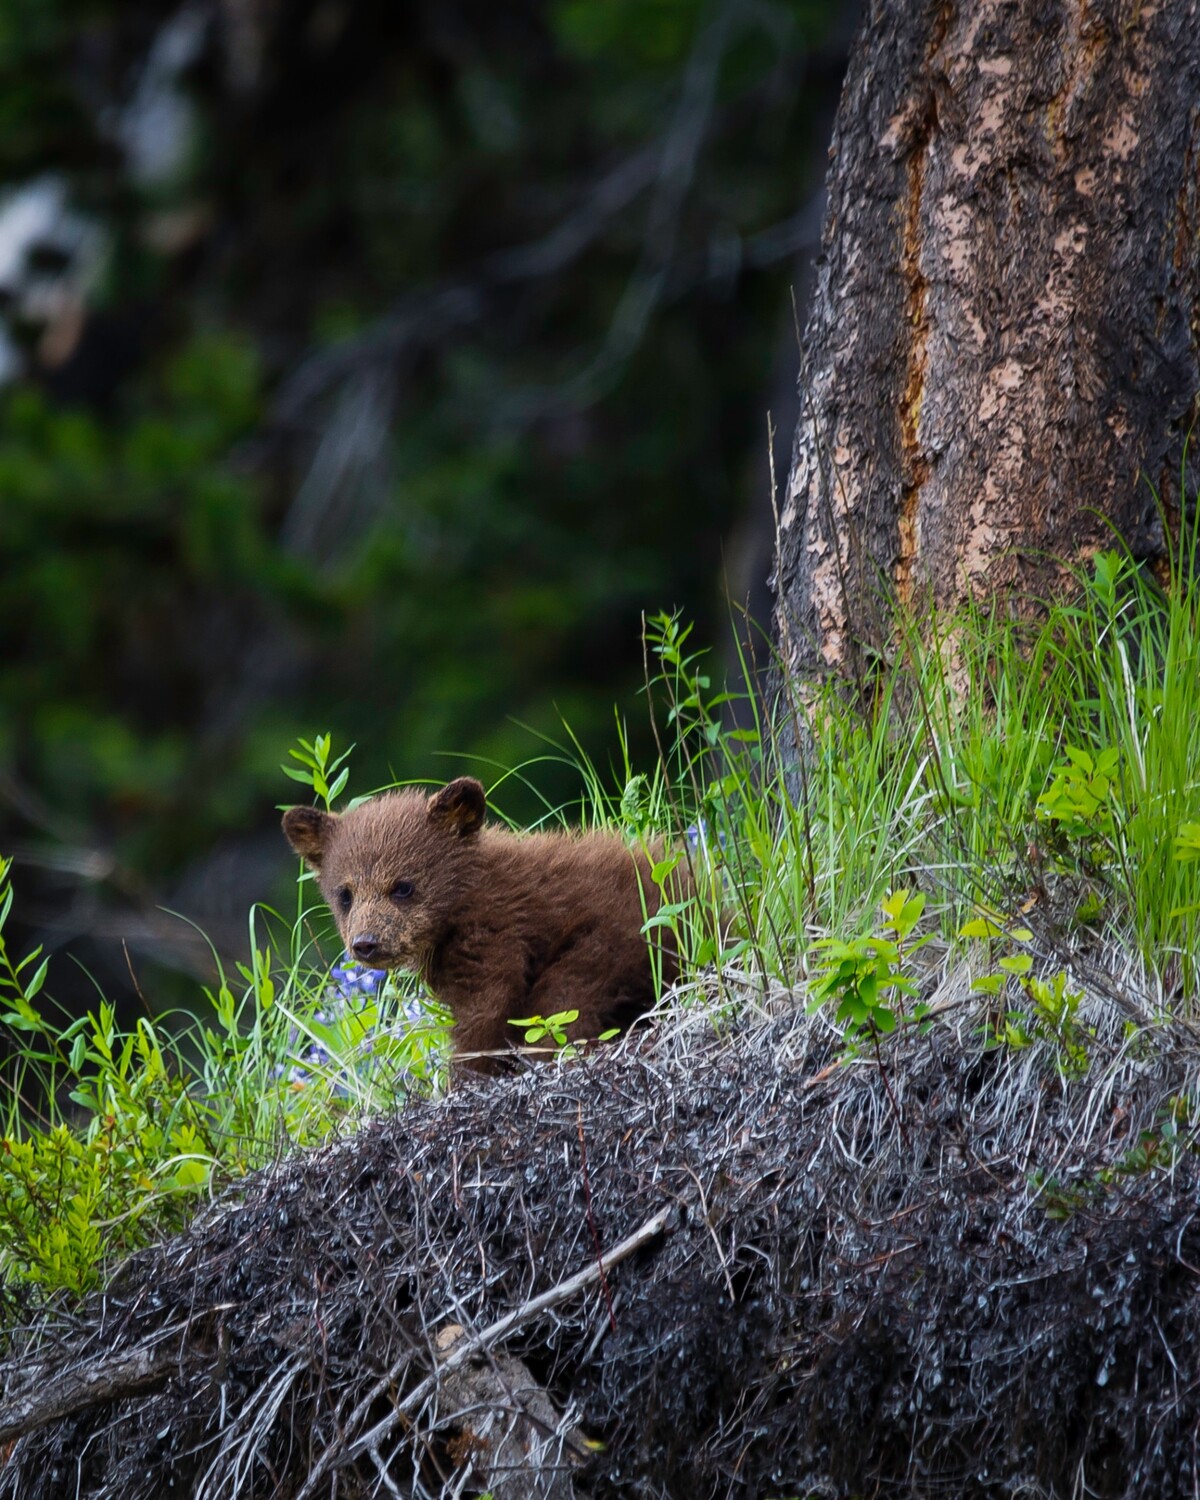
[2,966,1200,1499]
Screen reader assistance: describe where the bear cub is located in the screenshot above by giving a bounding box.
[282,778,679,1072]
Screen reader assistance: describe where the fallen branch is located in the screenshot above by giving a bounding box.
[0,1336,186,1445]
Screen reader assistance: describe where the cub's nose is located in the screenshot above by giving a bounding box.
[351,933,381,962]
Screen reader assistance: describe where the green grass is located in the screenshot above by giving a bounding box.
[0,848,448,1297]
[3,520,1200,1300]
[685,531,1200,1000]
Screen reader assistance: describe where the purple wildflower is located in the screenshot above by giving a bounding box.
[281,953,425,1092]
[686,819,727,860]
[330,958,387,1000]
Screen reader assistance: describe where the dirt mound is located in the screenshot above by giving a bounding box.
[2,973,1199,1498]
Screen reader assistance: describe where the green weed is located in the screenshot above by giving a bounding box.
[508,1009,620,1055]
[0,738,450,1297]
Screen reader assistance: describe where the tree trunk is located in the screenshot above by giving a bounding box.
[773,0,1200,679]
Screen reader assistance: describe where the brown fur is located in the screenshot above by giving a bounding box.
[282,779,678,1073]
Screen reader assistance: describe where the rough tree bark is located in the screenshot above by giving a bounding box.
[773,0,1200,678]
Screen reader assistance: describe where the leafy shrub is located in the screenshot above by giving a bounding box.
[0,738,451,1297]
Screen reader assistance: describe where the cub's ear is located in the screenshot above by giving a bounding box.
[282,806,337,868]
[427,777,486,837]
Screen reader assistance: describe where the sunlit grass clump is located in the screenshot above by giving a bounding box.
[653,527,1200,1005]
[0,820,449,1295]
[3,514,1200,1299]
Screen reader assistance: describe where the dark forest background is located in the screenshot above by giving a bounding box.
[0,0,854,1012]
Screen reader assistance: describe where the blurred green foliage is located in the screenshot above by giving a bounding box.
[0,0,848,1003]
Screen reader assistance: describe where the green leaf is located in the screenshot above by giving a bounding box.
[1174,823,1200,861]
[0,1010,39,1032]
[24,957,49,999]
[999,953,1033,975]
[959,916,1005,940]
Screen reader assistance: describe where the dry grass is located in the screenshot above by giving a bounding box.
[3,944,1200,1499]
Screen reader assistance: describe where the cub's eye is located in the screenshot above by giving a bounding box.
[336,886,352,913]
[390,879,415,901]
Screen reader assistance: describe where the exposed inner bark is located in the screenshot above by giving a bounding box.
[774,0,1200,678]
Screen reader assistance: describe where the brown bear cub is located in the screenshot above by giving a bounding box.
[282,778,680,1073]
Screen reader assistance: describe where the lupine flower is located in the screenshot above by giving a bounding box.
[686,818,727,861]
[330,959,388,999]
[281,953,424,1092]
